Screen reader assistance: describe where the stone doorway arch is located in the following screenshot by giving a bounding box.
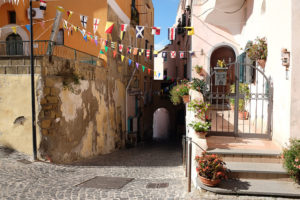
[153,108,170,140]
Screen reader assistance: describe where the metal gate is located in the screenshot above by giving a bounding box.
[204,60,273,138]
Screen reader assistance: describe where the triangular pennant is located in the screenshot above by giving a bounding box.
[94,36,98,45]
[105,21,114,34]
[128,59,132,66]
[25,24,31,32]
[105,46,108,52]
[127,47,131,54]
[63,19,68,29]
[80,15,88,28]
[133,48,138,55]
[67,10,73,21]
[93,18,100,34]
[121,55,125,62]
[99,50,104,54]
[136,26,144,38]
[119,44,123,53]
[142,65,145,72]
[80,29,86,37]
[11,26,17,34]
[83,35,87,41]
[136,62,139,69]
[154,71,157,77]
[113,50,117,58]
[148,68,151,75]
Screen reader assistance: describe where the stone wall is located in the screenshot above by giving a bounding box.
[38,56,126,163]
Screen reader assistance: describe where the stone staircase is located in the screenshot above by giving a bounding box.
[199,148,300,198]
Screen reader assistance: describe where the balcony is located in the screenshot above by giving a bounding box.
[197,0,247,34]
[0,40,103,66]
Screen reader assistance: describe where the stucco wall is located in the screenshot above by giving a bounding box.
[0,74,42,155]
[38,56,126,163]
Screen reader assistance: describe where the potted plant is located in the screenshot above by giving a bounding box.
[189,121,211,138]
[188,99,210,120]
[191,78,207,95]
[282,139,300,183]
[194,65,205,76]
[247,37,268,68]
[170,81,190,105]
[195,152,229,187]
[230,83,250,119]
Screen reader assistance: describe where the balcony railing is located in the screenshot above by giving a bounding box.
[0,40,103,66]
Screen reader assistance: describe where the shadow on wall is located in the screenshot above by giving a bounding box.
[153,108,170,140]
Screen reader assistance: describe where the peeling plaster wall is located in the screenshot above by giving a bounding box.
[39,56,126,163]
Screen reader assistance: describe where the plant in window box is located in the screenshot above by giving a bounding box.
[230,83,250,119]
[194,65,205,76]
[247,37,268,68]
[189,121,211,138]
[195,152,229,186]
[170,81,191,105]
[188,99,210,120]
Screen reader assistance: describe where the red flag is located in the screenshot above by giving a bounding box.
[119,44,123,53]
[151,27,161,35]
[146,50,150,59]
[170,51,176,58]
[113,50,117,58]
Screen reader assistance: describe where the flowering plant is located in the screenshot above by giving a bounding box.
[217,59,226,68]
[170,81,191,105]
[195,152,228,180]
[247,37,268,60]
[282,139,300,183]
[188,99,210,119]
[189,121,211,133]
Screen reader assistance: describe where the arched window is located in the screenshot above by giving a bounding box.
[6,33,23,55]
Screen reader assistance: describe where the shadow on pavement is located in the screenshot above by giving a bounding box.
[72,140,183,167]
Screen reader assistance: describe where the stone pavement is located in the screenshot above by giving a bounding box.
[0,142,297,200]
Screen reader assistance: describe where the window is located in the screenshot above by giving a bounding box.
[8,11,16,24]
[56,29,64,45]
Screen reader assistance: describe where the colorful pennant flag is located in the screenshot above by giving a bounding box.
[185,27,194,36]
[93,18,100,34]
[105,21,114,34]
[99,50,104,55]
[40,0,46,10]
[83,35,87,42]
[168,27,176,41]
[127,47,131,54]
[128,59,132,66]
[162,52,167,58]
[67,11,73,21]
[113,50,117,58]
[57,6,65,12]
[119,44,123,53]
[120,31,125,40]
[151,27,161,35]
[80,29,86,37]
[121,55,125,62]
[170,51,176,58]
[153,50,158,57]
[136,26,144,38]
[142,65,145,72]
[179,51,185,59]
[146,50,150,59]
[133,48,138,55]
[136,62,139,69]
[11,26,17,34]
[139,49,144,56]
[105,46,108,52]
[80,15,88,29]
[94,36,98,45]
[189,51,195,56]
[63,20,68,29]
[148,68,151,75]
[121,24,128,32]
[25,24,31,32]
[111,42,115,49]
[73,25,78,32]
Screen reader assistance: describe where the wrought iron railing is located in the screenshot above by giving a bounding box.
[0,40,102,66]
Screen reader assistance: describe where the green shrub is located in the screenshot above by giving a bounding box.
[169,82,190,105]
[191,78,207,94]
[282,139,300,183]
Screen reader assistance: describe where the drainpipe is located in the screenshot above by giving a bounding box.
[126,67,137,135]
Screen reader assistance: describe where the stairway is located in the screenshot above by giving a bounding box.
[199,137,300,198]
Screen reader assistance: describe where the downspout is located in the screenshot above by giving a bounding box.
[126,67,137,135]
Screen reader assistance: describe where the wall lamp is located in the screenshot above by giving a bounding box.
[281,48,290,80]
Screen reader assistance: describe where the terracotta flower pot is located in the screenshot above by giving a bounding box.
[195,131,207,138]
[199,176,221,187]
[257,59,266,68]
[182,95,190,104]
[239,111,249,120]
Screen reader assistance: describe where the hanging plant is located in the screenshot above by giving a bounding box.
[247,37,268,68]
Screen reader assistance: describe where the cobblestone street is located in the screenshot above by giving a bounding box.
[0,142,297,200]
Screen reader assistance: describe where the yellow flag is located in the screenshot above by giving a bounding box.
[185,27,194,35]
[57,6,65,12]
[11,26,17,34]
[154,71,157,76]
[105,21,114,34]
[121,55,125,62]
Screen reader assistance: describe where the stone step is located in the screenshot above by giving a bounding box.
[226,162,290,181]
[207,148,282,163]
[197,178,300,198]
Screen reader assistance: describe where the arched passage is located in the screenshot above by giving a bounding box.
[153,108,170,140]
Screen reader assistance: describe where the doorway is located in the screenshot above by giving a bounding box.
[6,33,23,55]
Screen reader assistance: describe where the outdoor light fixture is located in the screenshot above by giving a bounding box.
[281,48,290,80]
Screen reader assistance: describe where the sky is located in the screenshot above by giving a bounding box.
[152,0,180,50]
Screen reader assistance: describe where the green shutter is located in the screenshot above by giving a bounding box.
[238,52,246,83]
